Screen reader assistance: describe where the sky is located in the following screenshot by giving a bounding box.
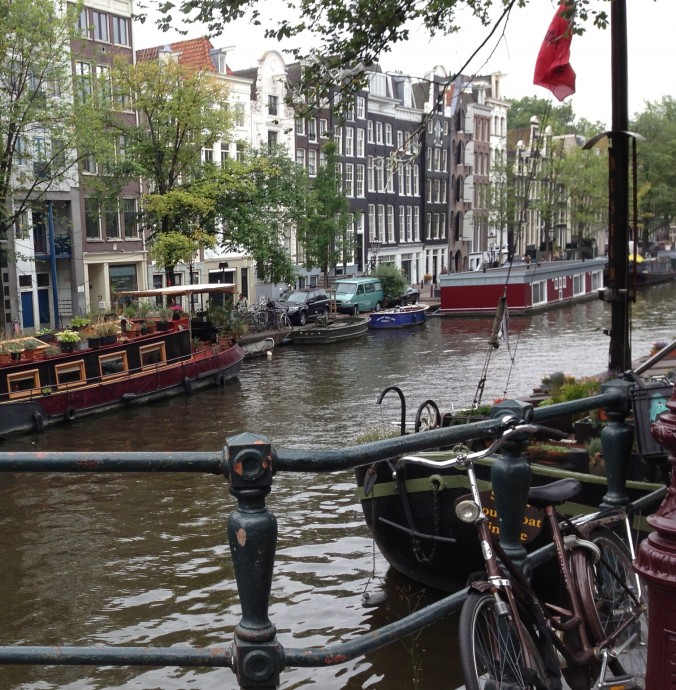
[133,0,676,129]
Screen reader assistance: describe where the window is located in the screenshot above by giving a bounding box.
[319,119,328,137]
[8,369,41,399]
[591,270,601,291]
[234,103,245,127]
[356,128,365,157]
[295,117,306,136]
[55,361,86,389]
[377,205,385,239]
[236,142,246,160]
[399,207,405,240]
[367,121,374,143]
[268,95,278,115]
[367,156,374,192]
[398,163,404,193]
[368,205,375,241]
[308,149,317,176]
[532,281,547,305]
[112,16,129,46]
[16,137,29,166]
[77,8,89,36]
[413,207,420,241]
[356,96,366,119]
[344,163,354,197]
[82,153,96,174]
[33,137,49,178]
[573,274,585,296]
[203,143,213,162]
[267,130,278,152]
[296,148,306,167]
[92,10,108,42]
[375,157,384,192]
[307,119,317,142]
[387,206,394,243]
[397,131,404,149]
[220,140,230,163]
[405,165,412,196]
[356,164,365,197]
[105,205,120,239]
[376,122,383,145]
[440,212,446,238]
[319,148,326,168]
[385,123,392,146]
[345,127,354,157]
[123,198,139,238]
[85,198,101,239]
[75,61,92,103]
[413,165,420,196]
[140,342,167,369]
[345,105,355,121]
[99,352,128,379]
[442,149,448,172]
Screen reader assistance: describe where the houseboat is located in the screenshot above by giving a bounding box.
[0,284,244,437]
[438,258,607,316]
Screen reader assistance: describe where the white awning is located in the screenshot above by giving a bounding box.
[117,283,238,298]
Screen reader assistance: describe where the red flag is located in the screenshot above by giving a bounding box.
[533,2,576,102]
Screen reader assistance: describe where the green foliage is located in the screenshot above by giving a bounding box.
[0,0,93,242]
[148,231,200,272]
[296,142,351,286]
[148,1,609,109]
[375,264,408,299]
[539,375,601,406]
[55,329,81,343]
[353,426,401,444]
[215,146,308,284]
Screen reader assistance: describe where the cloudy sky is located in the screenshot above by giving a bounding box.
[134,0,675,129]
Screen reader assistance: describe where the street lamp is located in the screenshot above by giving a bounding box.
[370,238,382,271]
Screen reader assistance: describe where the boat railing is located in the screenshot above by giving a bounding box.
[0,382,667,688]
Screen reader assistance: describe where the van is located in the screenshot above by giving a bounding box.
[333,277,384,314]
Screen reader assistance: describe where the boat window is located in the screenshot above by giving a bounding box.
[7,370,40,399]
[99,352,128,378]
[591,271,601,291]
[55,360,86,388]
[573,274,585,296]
[139,342,166,369]
[532,281,547,305]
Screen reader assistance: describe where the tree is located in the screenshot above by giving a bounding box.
[214,146,310,284]
[375,264,407,301]
[506,96,605,136]
[296,142,350,287]
[0,0,91,250]
[633,97,676,248]
[95,56,232,229]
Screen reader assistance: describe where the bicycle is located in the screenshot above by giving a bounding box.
[399,422,648,690]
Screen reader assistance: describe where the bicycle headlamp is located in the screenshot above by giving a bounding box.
[455,500,481,523]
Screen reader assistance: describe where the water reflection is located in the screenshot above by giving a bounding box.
[0,285,675,688]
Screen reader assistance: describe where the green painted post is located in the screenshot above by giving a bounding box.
[598,379,634,509]
[225,433,283,689]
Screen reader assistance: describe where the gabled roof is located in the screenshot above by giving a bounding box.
[136,37,233,75]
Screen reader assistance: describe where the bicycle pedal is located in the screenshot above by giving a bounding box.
[596,675,637,690]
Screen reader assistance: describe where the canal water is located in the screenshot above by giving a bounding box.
[1,283,676,689]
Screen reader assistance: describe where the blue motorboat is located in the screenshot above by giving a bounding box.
[368,304,429,329]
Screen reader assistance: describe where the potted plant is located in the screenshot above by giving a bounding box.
[170,304,183,321]
[70,316,91,331]
[23,339,40,361]
[36,327,55,343]
[0,344,10,364]
[423,273,432,285]
[93,321,119,345]
[157,308,172,331]
[5,341,25,361]
[43,345,61,358]
[55,329,81,352]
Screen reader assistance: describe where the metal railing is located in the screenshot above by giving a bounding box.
[0,380,667,688]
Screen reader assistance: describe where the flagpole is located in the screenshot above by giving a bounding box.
[606,0,630,372]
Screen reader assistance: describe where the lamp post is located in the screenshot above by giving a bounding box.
[369,238,382,272]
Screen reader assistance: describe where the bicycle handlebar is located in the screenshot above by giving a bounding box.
[398,422,562,471]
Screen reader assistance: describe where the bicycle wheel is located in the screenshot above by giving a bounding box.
[459,590,552,690]
[278,312,291,329]
[572,528,647,687]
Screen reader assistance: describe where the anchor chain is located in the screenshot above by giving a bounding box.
[412,476,443,564]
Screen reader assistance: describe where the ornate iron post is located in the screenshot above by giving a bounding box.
[635,388,676,690]
[598,379,634,510]
[489,401,534,569]
[225,433,283,689]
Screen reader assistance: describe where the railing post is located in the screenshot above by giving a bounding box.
[225,433,283,689]
[490,401,534,569]
[635,385,676,690]
[598,379,634,509]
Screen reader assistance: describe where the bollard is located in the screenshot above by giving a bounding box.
[225,433,283,689]
[635,386,676,690]
[598,379,635,510]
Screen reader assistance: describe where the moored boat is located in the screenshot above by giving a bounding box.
[368,304,429,329]
[438,258,607,316]
[0,284,244,437]
[288,317,369,345]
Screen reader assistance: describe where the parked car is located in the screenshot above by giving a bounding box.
[383,286,420,308]
[333,277,384,314]
[276,288,331,325]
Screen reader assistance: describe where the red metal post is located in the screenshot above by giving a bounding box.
[635,387,676,690]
